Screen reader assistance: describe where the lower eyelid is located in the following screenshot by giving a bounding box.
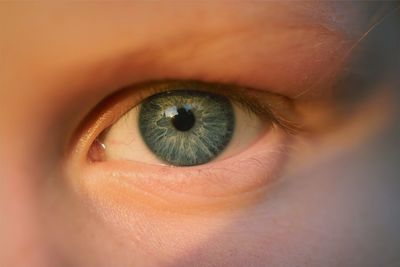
[69,126,292,212]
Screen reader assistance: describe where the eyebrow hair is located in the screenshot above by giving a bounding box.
[296,1,399,38]
[330,4,400,106]
[294,2,400,99]
[364,1,400,25]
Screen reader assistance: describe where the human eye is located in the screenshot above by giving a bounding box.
[68,79,302,211]
[62,2,371,214]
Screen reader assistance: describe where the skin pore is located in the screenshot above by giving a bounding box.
[1,2,399,267]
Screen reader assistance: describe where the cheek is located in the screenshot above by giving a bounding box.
[56,177,247,266]
[54,168,358,267]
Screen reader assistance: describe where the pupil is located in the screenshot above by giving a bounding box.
[171,107,195,131]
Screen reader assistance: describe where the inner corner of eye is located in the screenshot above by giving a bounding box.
[86,82,274,167]
[87,134,107,163]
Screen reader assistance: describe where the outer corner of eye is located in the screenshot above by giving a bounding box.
[67,80,295,211]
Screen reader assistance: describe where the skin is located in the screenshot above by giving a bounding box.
[1,2,399,267]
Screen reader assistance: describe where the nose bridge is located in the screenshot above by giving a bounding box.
[0,155,54,267]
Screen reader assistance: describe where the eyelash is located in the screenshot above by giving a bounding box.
[95,79,300,138]
[67,79,303,210]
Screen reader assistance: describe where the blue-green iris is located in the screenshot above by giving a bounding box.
[139,90,235,166]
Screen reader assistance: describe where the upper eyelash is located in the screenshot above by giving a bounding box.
[227,90,303,135]
[130,79,303,135]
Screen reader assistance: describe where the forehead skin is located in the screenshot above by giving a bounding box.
[1,2,399,267]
